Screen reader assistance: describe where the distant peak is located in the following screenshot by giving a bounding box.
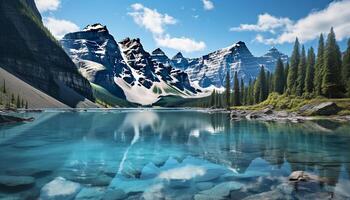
[173,52,184,59]
[268,47,279,52]
[83,23,108,32]
[236,41,245,46]
[152,48,165,55]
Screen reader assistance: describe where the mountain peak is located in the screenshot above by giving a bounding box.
[264,47,288,61]
[152,48,166,56]
[83,23,108,32]
[173,52,184,59]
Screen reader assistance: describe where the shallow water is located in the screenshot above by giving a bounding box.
[0,109,350,199]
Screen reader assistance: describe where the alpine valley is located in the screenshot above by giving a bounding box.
[60,23,288,106]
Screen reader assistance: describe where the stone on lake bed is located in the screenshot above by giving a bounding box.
[167,179,191,189]
[140,162,161,179]
[194,168,227,182]
[242,189,287,200]
[103,189,126,200]
[108,177,153,195]
[194,181,243,200]
[40,177,81,200]
[6,168,52,178]
[13,140,49,148]
[67,174,112,187]
[75,187,105,200]
[0,175,35,190]
[289,171,325,183]
[196,182,214,191]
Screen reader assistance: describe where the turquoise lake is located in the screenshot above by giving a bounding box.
[0,109,350,199]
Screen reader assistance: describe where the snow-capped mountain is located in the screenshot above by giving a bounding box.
[61,24,197,105]
[167,41,288,88]
[171,52,189,71]
[61,24,128,99]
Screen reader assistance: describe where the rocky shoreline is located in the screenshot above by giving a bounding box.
[230,102,350,123]
[0,113,34,125]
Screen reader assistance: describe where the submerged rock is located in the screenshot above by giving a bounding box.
[289,171,325,183]
[194,168,226,182]
[0,175,35,191]
[242,190,287,200]
[196,182,214,191]
[140,162,160,179]
[40,177,81,200]
[194,181,243,200]
[6,168,52,178]
[75,187,104,200]
[103,189,126,200]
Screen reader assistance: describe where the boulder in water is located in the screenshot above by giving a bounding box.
[0,175,35,191]
[40,177,81,200]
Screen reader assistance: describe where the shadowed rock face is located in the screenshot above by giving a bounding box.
[24,0,41,20]
[0,0,94,107]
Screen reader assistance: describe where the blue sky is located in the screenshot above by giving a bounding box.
[36,0,350,58]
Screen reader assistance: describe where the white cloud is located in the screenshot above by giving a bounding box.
[128,3,206,53]
[155,34,206,52]
[43,17,80,39]
[202,0,214,10]
[231,0,350,44]
[230,13,292,34]
[34,0,60,12]
[128,3,177,35]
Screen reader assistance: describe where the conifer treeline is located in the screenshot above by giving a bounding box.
[0,80,28,109]
[209,28,350,109]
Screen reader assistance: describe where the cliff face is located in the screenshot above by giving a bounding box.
[0,0,94,107]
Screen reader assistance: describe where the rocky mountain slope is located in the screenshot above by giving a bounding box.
[61,24,198,105]
[170,42,288,88]
[0,0,96,108]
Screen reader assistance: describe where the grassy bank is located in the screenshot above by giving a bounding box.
[233,93,350,115]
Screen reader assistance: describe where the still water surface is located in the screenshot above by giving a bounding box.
[0,109,350,199]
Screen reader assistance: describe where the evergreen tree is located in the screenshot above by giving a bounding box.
[284,62,289,92]
[210,90,216,107]
[240,78,245,105]
[16,94,20,108]
[11,93,15,105]
[274,58,285,94]
[287,38,300,94]
[254,66,267,103]
[342,39,350,97]
[322,28,343,98]
[2,80,6,94]
[225,71,231,109]
[244,86,249,106]
[259,66,268,102]
[314,34,325,96]
[247,79,253,105]
[233,72,240,106]
[305,47,316,94]
[296,45,306,96]
[266,71,271,95]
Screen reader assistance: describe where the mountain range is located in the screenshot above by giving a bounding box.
[60,23,288,105]
[0,0,288,108]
